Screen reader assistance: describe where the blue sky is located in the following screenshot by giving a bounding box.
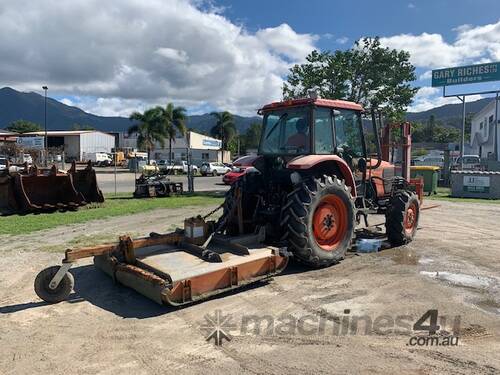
[215,0,500,102]
[1,0,499,117]
[216,0,498,41]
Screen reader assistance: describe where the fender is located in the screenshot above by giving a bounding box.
[286,155,357,197]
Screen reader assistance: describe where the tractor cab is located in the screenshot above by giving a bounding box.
[258,97,375,180]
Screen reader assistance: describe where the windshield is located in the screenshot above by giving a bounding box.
[259,107,311,155]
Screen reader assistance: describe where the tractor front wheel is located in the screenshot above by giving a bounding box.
[283,176,355,268]
[385,191,420,246]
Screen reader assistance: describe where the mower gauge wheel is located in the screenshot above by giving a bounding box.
[34,266,74,304]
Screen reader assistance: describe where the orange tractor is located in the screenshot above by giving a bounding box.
[34,97,421,306]
[219,97,420,267]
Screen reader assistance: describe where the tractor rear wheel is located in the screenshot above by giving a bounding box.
[385,191,420,246]
[283,176,355,268]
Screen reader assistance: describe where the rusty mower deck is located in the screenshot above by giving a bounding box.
[34,230,288,306]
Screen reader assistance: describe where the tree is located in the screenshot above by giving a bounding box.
[6,120,42,133]
[71,123,95,130]
[161,103,187,163]
[210,111,236,149]
[283,37,418,119]
[243,122,262,151]
[128,107,166,162]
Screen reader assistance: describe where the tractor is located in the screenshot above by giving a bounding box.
[33,96,421,306]
[217,96,420,267]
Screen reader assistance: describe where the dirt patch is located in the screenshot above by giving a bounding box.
[0,200,499,374]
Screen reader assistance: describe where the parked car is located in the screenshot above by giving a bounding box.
[412,155,444,168]
[0,157,7,170]
[200,162,231,176]
[175,160,199,174]
[22,153,33,164]
[222,156,255,184]
[223,165,249,184]
[451,155,481,171]
[158,160,199,174]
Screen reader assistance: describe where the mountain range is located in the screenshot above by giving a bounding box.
[0,87,493,133]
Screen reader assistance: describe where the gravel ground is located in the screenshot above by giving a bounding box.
[0,200,499,374]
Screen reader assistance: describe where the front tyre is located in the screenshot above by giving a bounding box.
[283,176,355,268]
[385,191,420,246]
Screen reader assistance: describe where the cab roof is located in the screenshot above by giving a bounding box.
[261,98,364,112]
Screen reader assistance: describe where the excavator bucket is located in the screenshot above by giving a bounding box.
[0,170,19,215]
[14,165,86,212]
[0,164,87,214]
[68,161,104,203]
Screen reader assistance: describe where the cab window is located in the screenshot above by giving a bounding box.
[334,109,364,158]
[314,108,334,154]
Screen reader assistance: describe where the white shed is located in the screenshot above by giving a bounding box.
[22,130,115,161]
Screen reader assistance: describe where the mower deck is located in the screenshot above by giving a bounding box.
[35,230,288,307]
[95,237,288,306]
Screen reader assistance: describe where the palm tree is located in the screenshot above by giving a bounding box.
[162,103,187,163]
[128,107,166,163]
[210,111,236,150]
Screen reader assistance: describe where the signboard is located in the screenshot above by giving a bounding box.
[463,175,490,193]
[16,136,44,149]
[432,62,500,87]
[202,139,222,148]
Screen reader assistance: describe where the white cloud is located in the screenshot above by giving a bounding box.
[0,0,317,116]
[380,20,500,69]
[418,70,432,80]
[408,3,415,9]
[409,87,482,112]
[155,47,189,63]
[256,23,318,61]
[336,36,349,45]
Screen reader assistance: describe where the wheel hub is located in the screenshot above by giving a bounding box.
[404,202,417,234]
[312,194,348,252]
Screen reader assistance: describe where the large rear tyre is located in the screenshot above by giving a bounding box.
[34,266,74,303]
[385,191,420,246]
[283,176,355,268]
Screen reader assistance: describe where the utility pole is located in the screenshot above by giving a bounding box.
[42,86,48,166]
[187,131,194,193]
[495,92,499,162]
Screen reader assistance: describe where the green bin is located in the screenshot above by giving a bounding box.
[410,166,439,195]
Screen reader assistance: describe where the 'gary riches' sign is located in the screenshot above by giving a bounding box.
[432,62,500,87]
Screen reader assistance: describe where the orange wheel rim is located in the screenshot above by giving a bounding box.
[312,194,348,251]
[404,202,417,234]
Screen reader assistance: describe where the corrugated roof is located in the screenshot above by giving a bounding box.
[0,130,19,136]
[22,130,114,137]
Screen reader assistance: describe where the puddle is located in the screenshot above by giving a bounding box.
[418,257,434,265]
[473,298,500,316]
[420,271,495,290]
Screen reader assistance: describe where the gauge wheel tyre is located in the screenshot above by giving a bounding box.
[34,266,74,303]
[385,191,420,246]
[283,175,355,268]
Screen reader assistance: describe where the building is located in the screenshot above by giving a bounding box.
[469,99,500,161]
[20,130,115,161]
[122,130,230,165]
[152,131,228,165]
[0,130,18,144]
